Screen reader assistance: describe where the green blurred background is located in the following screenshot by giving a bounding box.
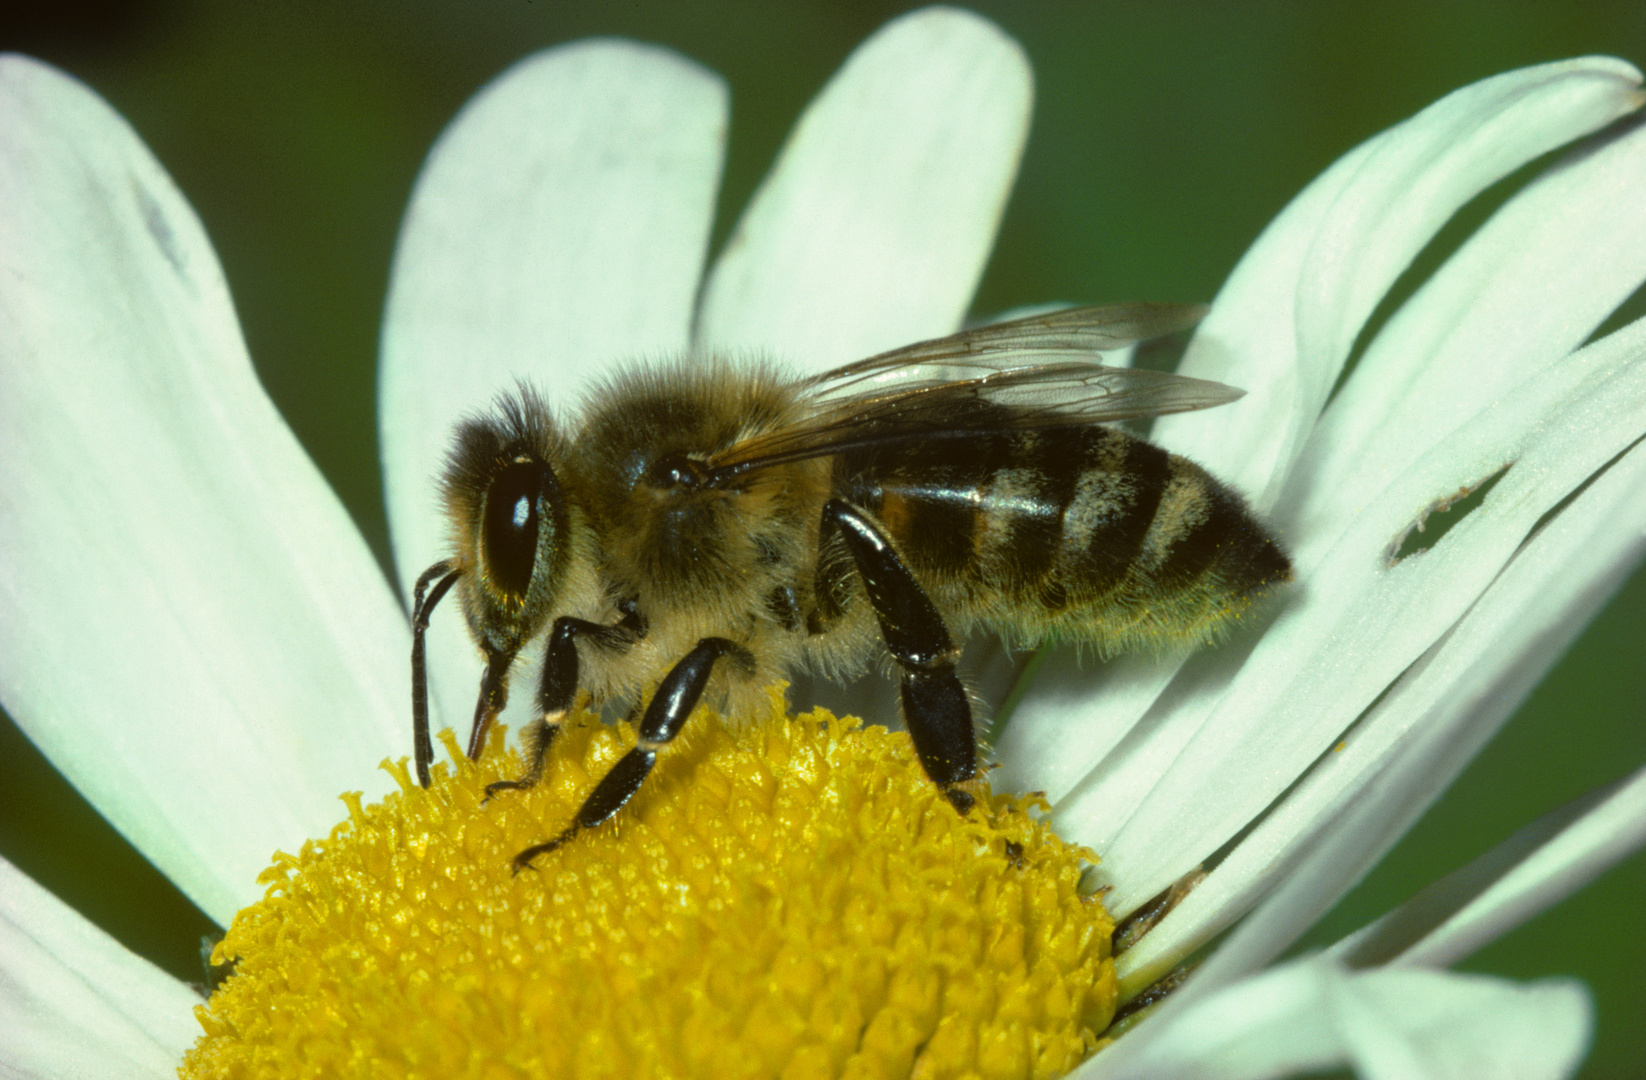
[3,1,1643,1075]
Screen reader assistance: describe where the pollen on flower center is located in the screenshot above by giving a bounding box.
[181,687,1117,1079]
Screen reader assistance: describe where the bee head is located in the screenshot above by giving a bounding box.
[442,389,572,651]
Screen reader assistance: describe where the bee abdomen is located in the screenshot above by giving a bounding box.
[848,425,1290,650]
[1045,429,1289,646]
[1037,429,1170,607]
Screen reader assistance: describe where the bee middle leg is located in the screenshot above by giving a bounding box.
[511,636,750,872]
[484,610,643,798]
[822,498,978,814]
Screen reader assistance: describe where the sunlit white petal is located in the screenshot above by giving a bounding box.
[1289,112,1646,563]
[1120,392,1646,990]
[1089,958,1590,1080]
[0,56,406,924]
[1335,762,1646,972]
[998,58,1645,809]
[1088,315,1646,916]
[0,855,198,1078]
[379,41,727,732]
[1159,56,1644,506]
[695,6,1031,368]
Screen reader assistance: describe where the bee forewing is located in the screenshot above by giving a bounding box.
[705,303,1229,479]
[967,365,1246,422]
[807,301,1210,394]
[708,361,1243,481]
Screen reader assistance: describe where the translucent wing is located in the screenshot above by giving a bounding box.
[803,301,1210,394]
[706,303,1239,483]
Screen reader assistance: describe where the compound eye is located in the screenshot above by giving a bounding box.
[482,461,551,602]
[641,451,707,490]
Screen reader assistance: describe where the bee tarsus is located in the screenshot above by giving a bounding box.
[512,636,747,872]
[510,825,576,875]
[481,709,561,801]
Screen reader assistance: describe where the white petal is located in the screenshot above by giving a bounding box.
[998,58,1644,803]
[0,58,407,924]
[992,634,1200,803]
[1074,314,1646,918]
[695,6,1031,368]
[1154,57,1642,509]
[1115,375,1646,991]
[0,855,198,1078]
[1334,762,1646,971]
[1089,959,1590,1080]
[379,41,726,731]
[1286,109,1646,567]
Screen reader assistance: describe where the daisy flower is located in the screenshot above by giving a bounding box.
[4,7,1646,1078]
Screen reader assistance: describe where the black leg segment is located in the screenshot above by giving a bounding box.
[901,671,977,813]
[467,645,519,762]
[485,613,643,799]
[824,499,955,669]
[411,560,461,788]
[512,636,745,871]
[636,636,746,743]
[823,498,978,813]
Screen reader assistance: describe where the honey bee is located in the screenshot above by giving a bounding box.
[411,303,1292,868]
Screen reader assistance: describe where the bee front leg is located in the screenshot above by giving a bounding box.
[823,499,978,815]
[512,636,748,872]
[469,644,520,763]
[485,611,643,799]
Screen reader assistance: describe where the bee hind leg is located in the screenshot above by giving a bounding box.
[486,611,646,800]
[822,499,977,815]
[511,635,748,873]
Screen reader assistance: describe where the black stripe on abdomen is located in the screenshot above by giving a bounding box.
[974,431,1079,592]
[856,433,1010,577]
[1151,469,1293,597]
[1057,430,1171,603]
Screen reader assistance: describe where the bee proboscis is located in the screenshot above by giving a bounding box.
[411,303,1292,868]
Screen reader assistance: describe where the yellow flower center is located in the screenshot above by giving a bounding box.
[181,688,1116,1079]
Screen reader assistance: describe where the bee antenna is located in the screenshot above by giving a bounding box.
[411,560,463,787]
